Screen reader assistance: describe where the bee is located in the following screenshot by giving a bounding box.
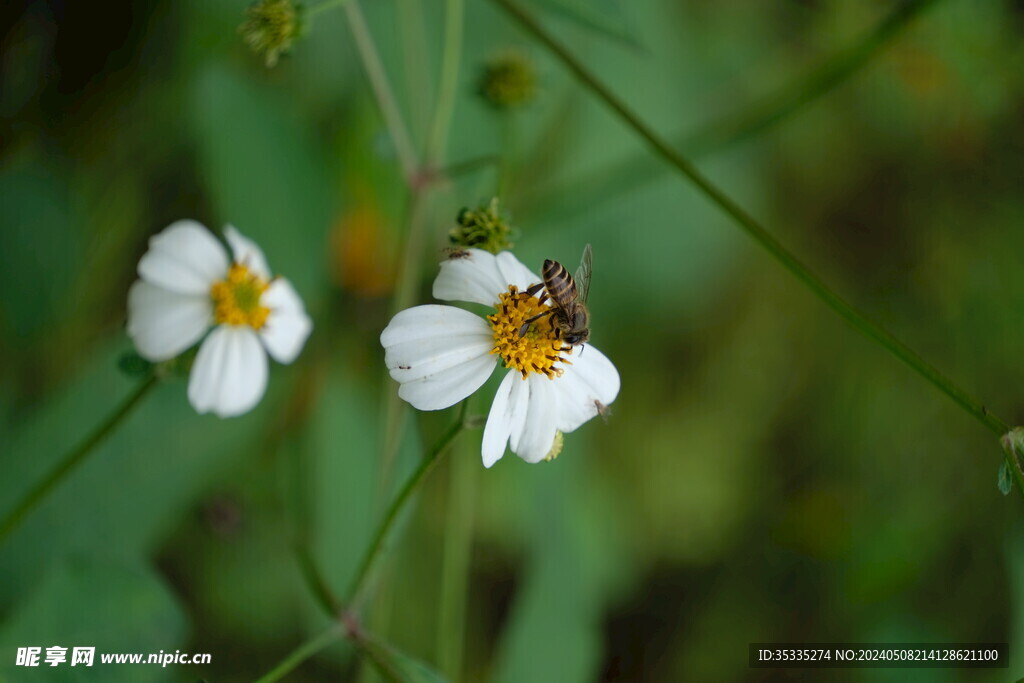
[520,244,592,346]
[594,400,612,423]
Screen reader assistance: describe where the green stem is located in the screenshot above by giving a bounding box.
[497,112,517,200]
[398,0,433,144]
[491,0,1009,439]
[0,375,157,544]
[521,0,941,235]
[391,188,432,317]
[425,0,465,165]
[258,410,468,681]
[688,0,941,156]
[346,403,467,610]
[439,154,500,181]
[381,0,465,482]
[344,0,419,184]
[295,542,343,618]
[307,0,352,18]
[436,437,475,678]
[254,623,345,683]
[377,192,430,501]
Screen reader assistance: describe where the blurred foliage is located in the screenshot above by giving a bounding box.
[3,0,1024,681]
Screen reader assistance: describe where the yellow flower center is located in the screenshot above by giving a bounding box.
[488,285,572,379]
[210,264,270,329]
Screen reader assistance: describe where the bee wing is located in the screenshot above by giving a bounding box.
[574,243,593,304]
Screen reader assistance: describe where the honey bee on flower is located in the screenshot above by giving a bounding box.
[380,248,619,467]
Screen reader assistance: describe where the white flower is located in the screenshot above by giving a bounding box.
[380,249,620,467]
[127,220,312,417]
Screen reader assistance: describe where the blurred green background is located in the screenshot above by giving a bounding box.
[3,0,1024,680]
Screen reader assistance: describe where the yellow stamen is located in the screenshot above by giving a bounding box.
[544,431,565,462]
[210,263,270,329]
[487,285,572,379]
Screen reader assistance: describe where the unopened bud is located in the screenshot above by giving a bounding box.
[240,0,305,68]
[478,51,537,109]
[449,198,514,254]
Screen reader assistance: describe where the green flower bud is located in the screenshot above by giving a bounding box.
[240,0,305,68]
[449,198,514,254]
[478,51,537,109]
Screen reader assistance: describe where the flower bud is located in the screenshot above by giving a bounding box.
[478,51,537,109]
[240,0,305,68]
[449,198,514,254]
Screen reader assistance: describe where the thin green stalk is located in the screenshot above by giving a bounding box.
[497,112,517,200]
[492,0,1010,440]
[399,0,434,144]
[307,0,352,18]
[295,542,343,618]
[425,0,465,165]
[439,154,500,181]
[254,623,345,683]
[346,403,468,610]
[377,191,430,510]
[521,0,941,229]
[0,375,157,544]
[344,0,419,183]
[689,0,941,155]
[378,0,465,519]
[391,188,432,318]
[258,410,468,681]
[436,437,476,678]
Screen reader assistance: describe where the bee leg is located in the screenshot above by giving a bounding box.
[525,283,545,297]
[518,309,555,337]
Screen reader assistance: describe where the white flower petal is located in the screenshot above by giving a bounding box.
[188,325,269,418]
[259,278,312,363]
[138,220,229,295]
[396,352,496,411]
[380,305,497,411]
[552,345,621,433]
[433,249,525,306]
[495,251,541,291]
[514,375,559,463]
[381,305,491,347]
[386,334,495,383]
[224,224,272,279]
[127,280,212,361]
[482,371,518,468]
[505,372,530,455]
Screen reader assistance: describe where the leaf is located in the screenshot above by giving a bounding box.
[0,557,187,683]
[0,160,77,342]
[0,341,294,612]
[523,0,640,50]
[999,460,1013,496]
[355,633,450,683]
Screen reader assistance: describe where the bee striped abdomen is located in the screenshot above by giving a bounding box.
[542,259,576,304]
